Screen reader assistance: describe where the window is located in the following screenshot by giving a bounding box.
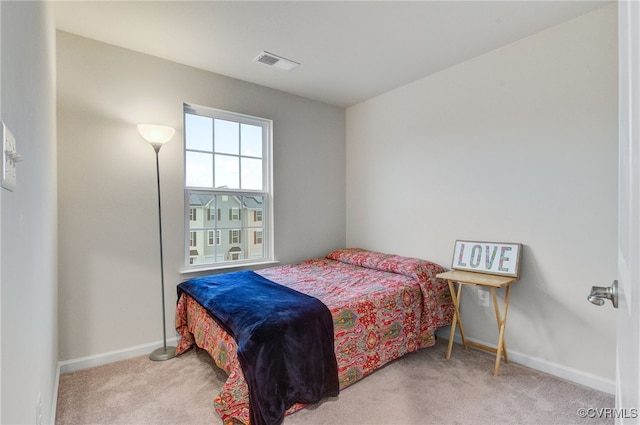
[230,229,241,244]
[184,104,272,269]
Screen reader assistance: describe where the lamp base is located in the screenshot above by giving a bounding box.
[149,345,176,361]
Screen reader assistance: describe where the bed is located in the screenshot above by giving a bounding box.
[175,248,454,425]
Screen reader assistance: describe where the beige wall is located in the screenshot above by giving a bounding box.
[346,5,617,388]
[57,32,346,361]
[1,2,58,423]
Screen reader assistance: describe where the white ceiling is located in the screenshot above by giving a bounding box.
[53,1,611,108]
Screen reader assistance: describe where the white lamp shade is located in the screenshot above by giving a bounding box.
[138,124,175,145]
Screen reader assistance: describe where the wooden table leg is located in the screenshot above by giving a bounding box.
[446,280,467,360]
[492,285,512,376]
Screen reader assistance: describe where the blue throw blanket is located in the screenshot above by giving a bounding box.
[177,270,339,425]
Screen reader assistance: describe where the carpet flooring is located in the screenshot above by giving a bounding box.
[56,339,614,425]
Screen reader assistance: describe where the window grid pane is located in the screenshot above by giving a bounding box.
[241,157,262,190]
[186,152,213,188]
[185,113,213,152]
[215,119,240,155]
[241,124,263,158]
[215,154,240,189]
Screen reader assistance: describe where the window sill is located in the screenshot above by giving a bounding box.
[180,259,280,277]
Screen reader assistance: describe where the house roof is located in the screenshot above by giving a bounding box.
[189,193,263,209]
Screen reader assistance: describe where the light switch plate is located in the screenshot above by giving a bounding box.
[2,121,17,191]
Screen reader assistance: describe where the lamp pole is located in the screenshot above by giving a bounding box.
[137,124,175,361]
[148,142,176,361]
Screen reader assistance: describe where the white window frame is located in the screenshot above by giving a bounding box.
[230,229,241,244]
[183,103,274,272]
[207,230,218,246]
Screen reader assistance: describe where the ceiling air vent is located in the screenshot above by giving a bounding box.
[253,51,300,72]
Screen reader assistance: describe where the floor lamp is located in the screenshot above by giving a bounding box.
[138,124,176,361]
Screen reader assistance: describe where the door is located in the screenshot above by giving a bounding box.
[616,1,640,423]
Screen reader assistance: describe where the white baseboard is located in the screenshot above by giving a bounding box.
[57,336,181,374]
[436,329,615,395]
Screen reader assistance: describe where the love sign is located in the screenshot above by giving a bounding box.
[452,240,522,277]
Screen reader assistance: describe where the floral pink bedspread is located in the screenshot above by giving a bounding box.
[175,248,453,425]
